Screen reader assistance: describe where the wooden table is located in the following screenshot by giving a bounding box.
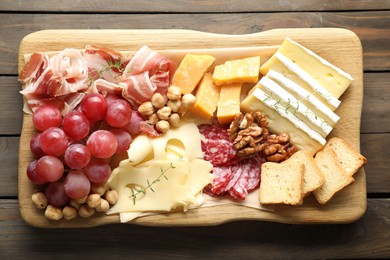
[1,1,389,258]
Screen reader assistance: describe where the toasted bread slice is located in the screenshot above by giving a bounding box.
[288,150,324,196]
[259,160,304,205]
[313,147,354,204]
[324,137,367,177]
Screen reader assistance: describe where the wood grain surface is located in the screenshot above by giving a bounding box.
[17,28,366,228]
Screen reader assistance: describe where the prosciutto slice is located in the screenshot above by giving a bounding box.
[20,49,88,114]
[120,71,157,107]
[84,45,125,84]
[122,46,175,79]
[120,46,175,107]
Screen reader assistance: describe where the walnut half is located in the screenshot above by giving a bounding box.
[228,112,297,162]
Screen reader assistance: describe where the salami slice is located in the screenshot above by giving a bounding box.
[208,166,233,195]
[198,124,229,141]
[201,139,237,166]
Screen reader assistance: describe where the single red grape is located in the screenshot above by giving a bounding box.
[80,93,107,121]
[36,155,64,182]
[39,127,68,156]
[86,130,117,159]
[32,105,62,131]
[110,128,132,154]
[30,133,46,158]
[45,181,70,207]
[83,159,112,183]
[63,170,91,199]
[62,111,90,140]
[64,143,91,169]
[121,110,144,136]
[26,160,47,185]
[105,99,132,127]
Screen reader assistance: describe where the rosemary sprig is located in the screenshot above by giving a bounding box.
[129,156,183,205]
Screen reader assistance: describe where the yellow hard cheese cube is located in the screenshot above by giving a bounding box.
[189,72,220,119]
[213,56,260,86]
[217,83,242,124]
[171,54,215,94]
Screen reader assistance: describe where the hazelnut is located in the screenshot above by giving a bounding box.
[105,190,119,205]
[44,205,63,220]
[138,101,154,116]
[168,113,181,128]
[87,194,101,209]
[167,100,181,112]
[167,86,182,101]
[96,199,110,213]
[157,106,172,120]
[31,192,48,209]
[156,120,170,133]
[78,205,95,218]
[62,206,77,220]
[148,113,159,124]
[181,94,196,109]
[75,196,87,204]
[69,199,81,210]
[90,182,107,196]
[151,93,166,109]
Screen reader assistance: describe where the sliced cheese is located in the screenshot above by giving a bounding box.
[189,72,220,119]
[259,76,332,137]
[277,37,353,98]
[171,54,215,94]
[213,56,260,86]
[107,158,213,215]
[260,53,340,111]
[217,83,242,124]
[267,70,339,126]
[241,89,325,153]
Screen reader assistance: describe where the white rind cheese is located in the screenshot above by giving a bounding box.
[266,70,340,126]
[259,76,332,137]
[275,52,341,110]
[252,88,326,146]
[279,37,353,98]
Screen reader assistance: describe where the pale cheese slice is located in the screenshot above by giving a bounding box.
[241,90,324,153]
[259,76,332,137]
[275,53,341,109]
[277,37,353,98]
[267,70,339,127]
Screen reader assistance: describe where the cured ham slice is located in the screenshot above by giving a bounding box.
[20,49,88,114]
[84,45,125,84]
[121,71,157,107]
[122,46,175,79]
[23,92,85,116]
[90,79,123,96]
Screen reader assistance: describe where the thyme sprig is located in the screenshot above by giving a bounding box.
[129,156,184,205]
[88,59,125,85]
[263,91,330,128]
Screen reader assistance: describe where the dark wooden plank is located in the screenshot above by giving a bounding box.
[0,198,389,259]
[0,12,389,75]
[1,133,388,198]
[0,137,19,197]
[0,77,23,135]
[361,73,390,133]
[361,133,390,193]
[1,0,389,12]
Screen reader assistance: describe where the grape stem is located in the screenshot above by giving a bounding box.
[129,156,184,205]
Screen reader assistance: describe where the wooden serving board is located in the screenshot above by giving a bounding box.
[18,28,365,228]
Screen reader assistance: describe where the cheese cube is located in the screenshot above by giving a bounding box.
[217,83,242,124]
[189,72,220,119]
[171,54,215,94]
[213,56,260,86]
